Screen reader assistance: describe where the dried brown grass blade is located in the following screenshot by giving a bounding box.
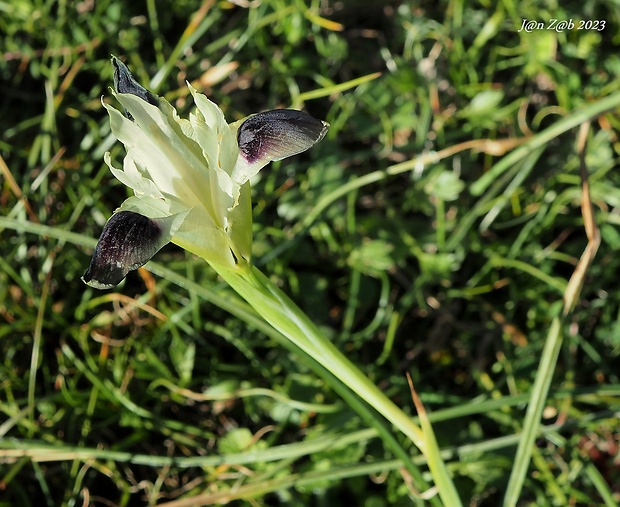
[562,121,601,316]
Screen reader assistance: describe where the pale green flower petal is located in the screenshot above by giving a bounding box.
[189,85,229,138]
[187,110,234,227]
[189,88,240,192]
[219,122,239,182]
[188,85,241,214]
[226,182,253,263]
[172,206,239,268]
[189,111,219,168]
[106,94,209,207]
[105,152,164,199]
[117,195,173,217]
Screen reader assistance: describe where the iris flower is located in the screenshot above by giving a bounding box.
[79,58,457,501]
[83,57,328,289]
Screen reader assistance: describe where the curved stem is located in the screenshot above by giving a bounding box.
[211,263,462,506]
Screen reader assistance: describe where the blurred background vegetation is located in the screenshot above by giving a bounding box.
[1,0,620,505]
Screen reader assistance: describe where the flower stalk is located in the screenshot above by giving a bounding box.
[217,264,425,443]
[213,264,461,504]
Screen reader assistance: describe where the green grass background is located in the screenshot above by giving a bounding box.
[1,0,620,505]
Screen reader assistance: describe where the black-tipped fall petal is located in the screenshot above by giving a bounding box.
[237,109,329,165]
[82,211,172,289]
[111,56,159,118]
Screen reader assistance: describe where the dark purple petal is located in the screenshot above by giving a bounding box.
[82,211,167,289]
[237,109,329,164]
[111,56,159,119]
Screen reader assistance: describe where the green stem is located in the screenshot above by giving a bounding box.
[213,263,462,506]
[436,197,446,252]
[503,314,564,507]
[341,267,361,339]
